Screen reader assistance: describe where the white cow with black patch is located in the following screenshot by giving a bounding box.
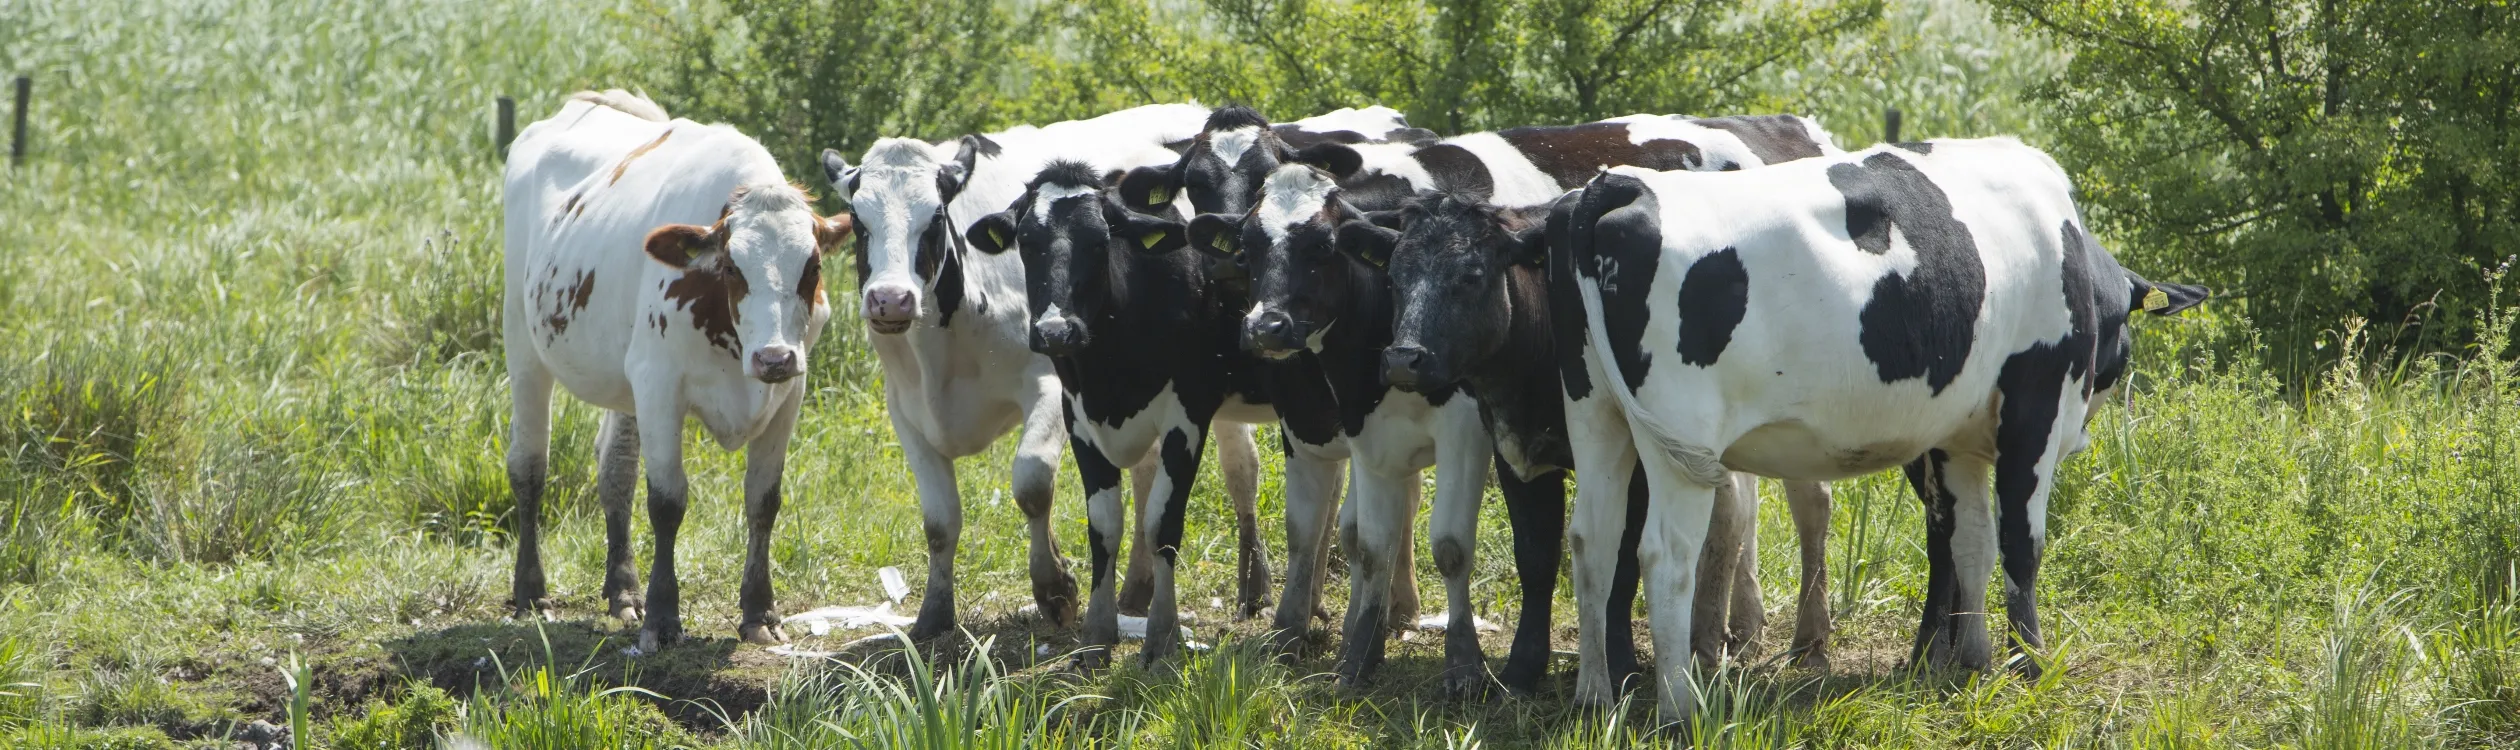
[503,91,850,652]
[814,104,1215,640]
[1549,138,2206,720]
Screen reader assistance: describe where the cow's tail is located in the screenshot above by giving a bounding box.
[569,89,669,122]
[1562,171,1730,489]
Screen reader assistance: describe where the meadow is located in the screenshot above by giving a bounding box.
[3,0,2519,747]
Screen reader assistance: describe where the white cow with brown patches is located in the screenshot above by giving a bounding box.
[503,91,849,652]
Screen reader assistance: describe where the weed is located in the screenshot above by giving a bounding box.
[327,682,462,750]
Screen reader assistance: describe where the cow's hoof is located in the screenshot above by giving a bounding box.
[1069,647,1113,672]
[1439,665,1488,701]
[1118,577,1155,618]
[740,619,786,645]
[609,593,645,624]
[637,623,683,653]
[906,615,955,643]
[1031,572,1081,629]
[1791,647,1832,672]
[1236,575,1273,622]
[1334,658,1377,691]
[1266,628,1312,659]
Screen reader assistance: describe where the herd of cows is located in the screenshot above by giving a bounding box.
[497,90,2208,721]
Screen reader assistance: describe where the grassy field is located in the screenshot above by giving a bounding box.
[5,0,2520,747]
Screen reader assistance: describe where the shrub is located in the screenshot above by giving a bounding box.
[329,682,462,750]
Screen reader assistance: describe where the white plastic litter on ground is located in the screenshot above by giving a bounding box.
[877,566,911,604]
[1415,614,1499,632]
[784,603,917,635]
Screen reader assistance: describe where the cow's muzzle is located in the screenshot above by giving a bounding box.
[1381,345,1444,391]
[752,345,803,384]
[863,286,917,334]
[1033,317,1086,358]
[1243,309,1305,358]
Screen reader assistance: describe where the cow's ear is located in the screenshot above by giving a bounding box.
[645,223,723,269]
[1117,166,1180,212]
[966,211,1019,255]
[1361,208,1408,231]
[1290,142,1363,179]
[2130,276,2209,317]
[938,135,985,200]
[821,149,858,193]
[1107,199,1187,255]
[1187,213,1243,261]
[1501,204,1551,267]
[814,213,854,253]
[1336,220,1398,268]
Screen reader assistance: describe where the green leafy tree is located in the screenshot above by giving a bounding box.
[1010,0,1882,132]
[627,0,1014,173]
[1987,0,2520,367]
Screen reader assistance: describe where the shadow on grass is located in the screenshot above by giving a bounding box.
[381,618,748,728]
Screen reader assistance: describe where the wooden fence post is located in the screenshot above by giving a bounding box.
[1884,106,1903,145]
[11,76,29,167]
[496,95,515,160]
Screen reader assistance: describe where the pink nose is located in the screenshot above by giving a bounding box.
[751,346,801,383]
[863,287,916,331]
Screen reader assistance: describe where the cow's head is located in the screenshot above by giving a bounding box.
[1185,165,1377,359]
[822,134,992,334]
[1357,193,1550,391]
[1116,105,1368,222]
[967,161,1184,357]
[644,183,851,383]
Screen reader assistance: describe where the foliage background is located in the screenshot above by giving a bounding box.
[2,0,2518,747]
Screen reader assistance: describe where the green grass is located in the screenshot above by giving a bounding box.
[4,0,2520,747]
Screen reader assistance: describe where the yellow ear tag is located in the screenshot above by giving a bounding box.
[989,227,1010,247]
[1139,232,1163,250]
[2142,287,2169,312]
[1147,185,1171,206]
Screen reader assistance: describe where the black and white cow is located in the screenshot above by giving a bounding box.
[1109,104,1440,645]
[817,104,1215,640]
[502,91,851,651]
[1548,139,2205,719]
[962,158,1316,665]
[1347,115,1849,670]
[1162,115,1839,693]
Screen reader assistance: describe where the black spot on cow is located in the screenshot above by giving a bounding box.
[1903,448,1962,664]
[1153,429,1199,565]
[917,218,968,328]
[1412,143,1495,200]
[1205,104,1272,133]
[1831,151,1984,395]
[1691,115,1830,166]
[1674,247,1748,367]
[1581,174,1664,392]
[1073,432,1124,589]
[1499,122,1705,187]
[1895,141,1934,154]
[1546,191,1597,401]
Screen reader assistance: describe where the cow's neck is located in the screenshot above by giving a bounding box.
[1466,262,1570,475]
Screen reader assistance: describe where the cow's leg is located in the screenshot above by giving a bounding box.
[736,388,804,645]
[505,356,555,617]
[1074,434,1128,667]
[595,411,643,624]
[1904,451,1960,668]
[1494,460,1564,695]
[1430,409,1494,697]
[1119,449,1160,616]
[1388,477,1423,633]
[1691,472,1758,665]
[1995,402,2076,676]
[1217,423,1272,619]
[1783,480,1834,669]
[1270,437,1343,653]
[1727,478,1768,656]
[1608,463,1648,690]
[1635,448,1722,725]
[633,394,690,653]
[894,407,964,642]
[1944,452,1999,670]
[1012,383,1080,628]
[1140,425,1207,666]
[1564,389,1639,707]
[1335,461,1413,687]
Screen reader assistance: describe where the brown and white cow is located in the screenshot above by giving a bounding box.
[502,91,848,651]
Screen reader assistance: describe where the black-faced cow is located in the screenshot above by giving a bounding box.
[1347,115,1848,672]
[962,159,1324,666]
[1548,139,2205,720]
[816,104,1219,640]
[1110,103,1438,645]
[502,91,850,652]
